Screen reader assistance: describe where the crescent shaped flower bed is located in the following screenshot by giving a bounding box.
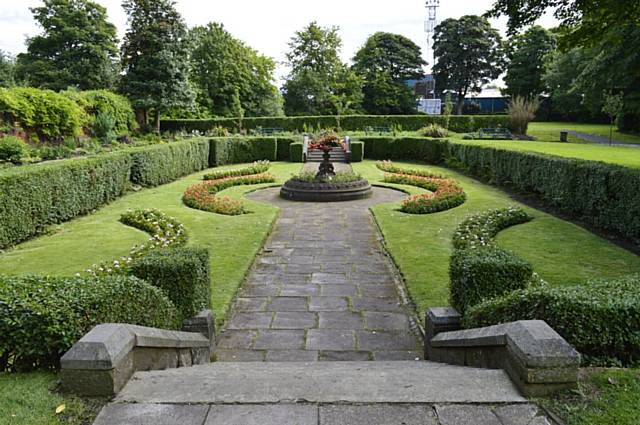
[376,161,466,214]
[203,160,270,180]
[183,173,276,215]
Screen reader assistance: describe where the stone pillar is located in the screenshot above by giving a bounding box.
[182,310,216,352]
[425,307,461,360]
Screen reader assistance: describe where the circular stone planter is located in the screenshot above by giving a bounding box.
[280,178,373,202]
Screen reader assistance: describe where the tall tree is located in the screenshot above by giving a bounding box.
[352,32,425,114]
[15,0,118,90]
[120,0,194,131]
[189,23,282,118]
[283,22,363,116]
[0,51,16,88]
[504,26,556,99]
[432,16,505,114]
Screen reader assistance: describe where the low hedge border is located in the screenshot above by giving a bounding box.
[183,173,276,215]
[448,207,534,314]
[161,115,511,134]
[463,274,640,366]
[350,141,364,162]
[209,137,278,166]
[203,160,270,180]
[376,161,466,214]
[0,274,178,371]
[289,142,304,162]
[130,247,210,323]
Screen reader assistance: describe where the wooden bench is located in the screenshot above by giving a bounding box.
[256,127,285,136]
[477,128,513,140]
[364,126,393,135]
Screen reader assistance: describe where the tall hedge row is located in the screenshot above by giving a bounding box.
[0,153,132,248]
[161,115,511,134]
[130,139,210,186]
[209,137,278,166]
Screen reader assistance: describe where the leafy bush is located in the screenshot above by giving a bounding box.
[357,137,448,163]
[289,142,303,162]
[418,123,448,138]
[203,160,270,180]
[130,247,210,323]
[449,246,534,314]
[87,209,188,276]
[464,274,640,365]
[376,160,443,178]
[0,274,178,371]
[130,139,210,187]
[350,141,363,162]
[276,137,299,161]
[92,112,116,145]
[161,115,510,133]
[64,89,137,136]
[209,137,277,166]
[0,136,29,164]
[0,153,131,249]
[183,173,276,215]
[508,96,540,135]
[0,87,85,140]
[452,207,532,250]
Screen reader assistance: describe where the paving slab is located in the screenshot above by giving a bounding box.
[93,403,209,425]
[206,404,317,425]
[320,404,438,425]
[114,361,526,404]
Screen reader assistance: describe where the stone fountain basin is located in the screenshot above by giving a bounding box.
[280,178,372,202]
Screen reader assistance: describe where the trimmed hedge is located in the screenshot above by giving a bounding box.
[209,137,277,166]
[0,153,131,249]
[203,160,270,180]
[350,141,364,162]
[464,274,640,365]
[130,247,210,323]
[0,274,178,371]
[276,137,299,161]
[161,115,511,134]
[449,246,534,314]
[357,137,448,163]
[290,142,304,163]
[130,139,210,186]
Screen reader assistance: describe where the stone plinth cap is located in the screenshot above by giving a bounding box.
[61,323,210,370]
[427,307,462,326]
[431,320,580,368]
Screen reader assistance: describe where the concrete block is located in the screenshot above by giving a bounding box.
[182,310,216,351]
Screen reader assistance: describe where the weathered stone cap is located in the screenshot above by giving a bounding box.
[431,320,580,368]
[60,323,209,370]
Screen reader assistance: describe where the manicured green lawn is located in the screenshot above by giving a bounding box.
[0,372,98,425]
[448,136,640,169]
[540,368,640,425]
[528,122,640,144]
[0,161,302,324]
[354,161,640,315]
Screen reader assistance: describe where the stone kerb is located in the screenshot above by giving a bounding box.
[60,311,215,397]
[425,308,580,397]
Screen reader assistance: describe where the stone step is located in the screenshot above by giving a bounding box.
[114,361,525,404]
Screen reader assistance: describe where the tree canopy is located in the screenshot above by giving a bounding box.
[120,0,194,131]
[504,26,556,99]
[352,32,425,114]
[0,51,16,88]
[15,0,119,91]
[283,22,363,116]
[189,23,282,118]
[432,15,505,114]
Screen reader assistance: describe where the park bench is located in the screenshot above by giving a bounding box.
[477,127,513,140]
[256,127,285,136]
[364,126,393,135]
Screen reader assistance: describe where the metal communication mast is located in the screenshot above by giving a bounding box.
[424,0,440,72]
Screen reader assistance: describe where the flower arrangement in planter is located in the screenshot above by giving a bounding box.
[308,132,344,153]
[377,161,467,214]
[183,173,276,215]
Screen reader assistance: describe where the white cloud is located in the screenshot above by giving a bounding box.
[0,0,558,82]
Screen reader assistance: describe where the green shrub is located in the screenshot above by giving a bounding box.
[0,136,29,164]
[418,123,448,138]
[209,137,277,166]
[92,112,116,145]
[452,207,532,250]
[0,153,131,248]
[130,139,210,187]
[130,247,210,323]
[449,246,534,314]
[357,137,448,163]
[203,160,270,180]
[161,115,510,133]
[64,89,137,136]
[289,142,304,163]
[0,87,85,140]
[464,274,640,365]
[276,137,299,161]
[0,274,178,371]
[350,141,363,162]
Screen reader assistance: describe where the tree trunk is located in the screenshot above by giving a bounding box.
[135,108,148,131]
[153,110,161,134]
[456,93,465,115]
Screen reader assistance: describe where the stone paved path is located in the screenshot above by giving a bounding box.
[215,186,424,362]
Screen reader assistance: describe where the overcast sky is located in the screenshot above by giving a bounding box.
[0,0,557,82]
